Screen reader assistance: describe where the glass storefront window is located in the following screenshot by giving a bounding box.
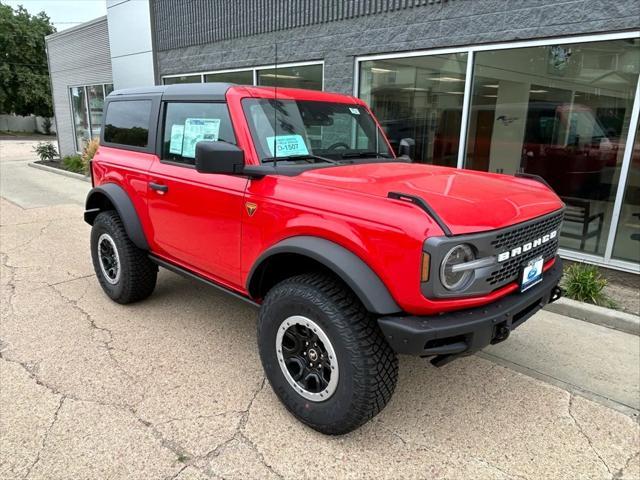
[70,86,90,151]
[359,53,468,166]
[163,75,202,85]
[256,64,323,91]
[205,70,253,84]
[465,39,640,257]
[612,121,640,263]
[87,85,105,138]
[70,83,114,151]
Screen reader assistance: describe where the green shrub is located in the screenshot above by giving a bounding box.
[33,142,57,162]
[62,154,84,174]
[563,263,615,307]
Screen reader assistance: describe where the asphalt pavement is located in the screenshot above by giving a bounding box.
[1,139,639,480]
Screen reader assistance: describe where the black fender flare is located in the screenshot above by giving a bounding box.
[84,183,149,250]
[247,236,401,315]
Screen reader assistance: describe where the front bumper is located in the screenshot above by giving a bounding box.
[378,257,563,366]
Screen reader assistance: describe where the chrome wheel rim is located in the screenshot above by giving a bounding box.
[275,315,339,402]
[98,233,121,285]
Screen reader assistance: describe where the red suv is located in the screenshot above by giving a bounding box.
[85,83,564,434]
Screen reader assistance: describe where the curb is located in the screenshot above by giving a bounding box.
[545,297,640,336]
[28,162,90,182]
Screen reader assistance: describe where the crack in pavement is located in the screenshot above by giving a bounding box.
[4,221,53,254]
[375,420,528,480]
[49,281,145,403]
[2,244,278,479]
[613,450,639,479]
[567,393,614,479]
[193,377,286,480]
[1,353,190,480]
[1,253,17,318]
[22,396,65,480]
[0,351,135,411]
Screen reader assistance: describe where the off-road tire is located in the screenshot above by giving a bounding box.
[258,272,398,435]
[91,211,157,304]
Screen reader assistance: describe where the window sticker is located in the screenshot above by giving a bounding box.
[169,124,184,155]
[182,118,221,158]
[349,107,360,115]
[266,134,309,157]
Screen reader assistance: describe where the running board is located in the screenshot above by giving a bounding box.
[148,255,260,308]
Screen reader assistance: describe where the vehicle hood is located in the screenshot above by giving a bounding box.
[296,162,563,235]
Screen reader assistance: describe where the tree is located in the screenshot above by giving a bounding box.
[0,3,56,117]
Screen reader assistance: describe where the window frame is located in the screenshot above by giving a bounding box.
[69,82,114,153]
[157,100,239,169]
[161,60,325,90]
[354,30,640,273]
[100,95,162,154]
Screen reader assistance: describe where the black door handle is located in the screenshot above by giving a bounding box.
[149,182,168,193]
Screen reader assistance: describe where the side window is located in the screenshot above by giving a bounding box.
[162,102,236,165]
[103,100,151,147]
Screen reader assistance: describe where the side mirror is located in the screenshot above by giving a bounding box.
[398,138,415,160]
[195,141,244,174]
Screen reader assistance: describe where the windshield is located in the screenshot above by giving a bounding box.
[242,99,392,163]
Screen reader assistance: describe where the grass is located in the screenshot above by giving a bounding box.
[563,263,616,308]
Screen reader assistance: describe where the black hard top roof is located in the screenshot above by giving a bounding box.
[107,82,235,101]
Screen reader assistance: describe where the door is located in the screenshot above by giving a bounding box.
[147,101,247,288]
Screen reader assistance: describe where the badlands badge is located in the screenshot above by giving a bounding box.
[245,202,258,217]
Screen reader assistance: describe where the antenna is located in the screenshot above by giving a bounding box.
[274,41,278,168]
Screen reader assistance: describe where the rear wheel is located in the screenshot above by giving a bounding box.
[90,211,157,304]
[257,272,398,435]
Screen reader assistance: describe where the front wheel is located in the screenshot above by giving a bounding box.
[257,273,398,435]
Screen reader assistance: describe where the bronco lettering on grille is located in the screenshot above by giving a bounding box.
[497,230,557,262]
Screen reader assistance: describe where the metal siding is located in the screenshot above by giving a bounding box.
[46,18,113,158]
[151,0,453,51]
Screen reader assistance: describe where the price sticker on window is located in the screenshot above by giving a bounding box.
[266,134,309,157]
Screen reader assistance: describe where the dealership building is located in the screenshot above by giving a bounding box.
[45,0,640,272]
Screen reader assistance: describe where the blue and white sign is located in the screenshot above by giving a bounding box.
[266,134,309,157]
[520,256,544,292]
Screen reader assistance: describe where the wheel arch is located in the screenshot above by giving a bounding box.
[84,183,149,250]
[247,236,401,315]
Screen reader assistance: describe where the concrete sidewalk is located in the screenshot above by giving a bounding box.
[1,140,639,479]
[484,311,640,414]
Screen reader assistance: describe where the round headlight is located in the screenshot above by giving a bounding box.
[440,244,475,291]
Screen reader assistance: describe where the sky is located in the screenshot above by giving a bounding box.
[3,0,107,31]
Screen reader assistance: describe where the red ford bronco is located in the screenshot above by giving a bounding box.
[85,83,564,434]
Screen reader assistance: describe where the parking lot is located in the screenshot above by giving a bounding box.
[1,139,639,480]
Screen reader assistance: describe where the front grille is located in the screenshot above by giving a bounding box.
[486,211,564,287]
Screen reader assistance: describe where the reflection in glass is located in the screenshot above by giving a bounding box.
[70,86,90,150]
[205,70,253,84]
[104,100,152,147]
[104,83,114,96]
[612,122,640,263]
[87,85,105,138]
[163,75,202,85]
[256,64,323,91]
[465,39,640,257]
[359,53,468,166]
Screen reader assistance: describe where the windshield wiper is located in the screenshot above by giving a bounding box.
[339,151,392,159]
[262,154,339,164]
